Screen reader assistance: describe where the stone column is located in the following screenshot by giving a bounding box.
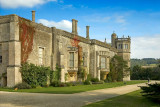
[7,41,22,87]
[97,52,100,80]
[86,26,90,39]
[72,19,76,34]
[32,10,35,22]
[75,20,78,35]
[60,54,65,82]
[7,15,22,87]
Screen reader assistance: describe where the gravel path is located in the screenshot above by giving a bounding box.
[0,81,158,107]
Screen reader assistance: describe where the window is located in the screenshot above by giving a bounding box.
[101,57,106,69]
[124,44,128,49]
[39,47,44,65]
[69,52,74,67]
[0,56,2,63]
[0,44,2,63]
[118,44,123,49]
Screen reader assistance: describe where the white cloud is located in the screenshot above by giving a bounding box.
[131,35,160,59]
[38,19,72,32]
[0,0,57,8]
[115,16,126,24]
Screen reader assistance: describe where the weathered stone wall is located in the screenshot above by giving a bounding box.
[52,28,91,82]
[0,14,22,87]
[27,23,52,67]
[90,41,116,79]
[0,15,11,86]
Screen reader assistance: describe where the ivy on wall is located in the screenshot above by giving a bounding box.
[70,35,87,80]
[18,17,35,63]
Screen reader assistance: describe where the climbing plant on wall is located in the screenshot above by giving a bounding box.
[71,35,80,48]
[18,17,35,63]
[70,35,87,80]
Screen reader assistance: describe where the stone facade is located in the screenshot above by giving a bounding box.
[0,13,131,87]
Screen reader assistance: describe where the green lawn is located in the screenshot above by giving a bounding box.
[84,90,160,107]
[0,80,147,94]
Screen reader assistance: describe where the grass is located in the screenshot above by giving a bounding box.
[84,90,160,107]
[0,80,147,94]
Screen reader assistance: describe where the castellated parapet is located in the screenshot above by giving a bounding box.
[0,13,131,87]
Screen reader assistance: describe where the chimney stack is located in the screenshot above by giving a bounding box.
[72,19,78,35]
[75,20,78,35]
[72,19,76,34]
[32,10,35,22]
[86,26,90,39]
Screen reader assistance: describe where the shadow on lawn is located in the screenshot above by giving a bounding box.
[84,90,160,107]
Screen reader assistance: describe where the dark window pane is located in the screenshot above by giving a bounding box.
[70,52,74,67]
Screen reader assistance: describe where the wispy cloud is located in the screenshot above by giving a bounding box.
[131,35,160,59]
[61,4,73,9]
[80,5,88,9]
[0,0,57,8]
[115,16,126,24]
[38,19,72,32]
[59,0,64,3]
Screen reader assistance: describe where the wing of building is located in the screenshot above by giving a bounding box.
[0,11,131,87]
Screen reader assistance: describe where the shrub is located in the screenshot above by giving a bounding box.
[92,80,104,84]
[14,82,31,89]
[21,63,53,88]
[65,82,73,87]
[91,78,99,82]
[87,74,91,81]
[84,80,92,85]
[50,81,61,87]
[59,82,66,87]
[140,83,160,103]
[105,74,112,83]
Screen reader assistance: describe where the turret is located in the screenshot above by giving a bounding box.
[111,32,117,48]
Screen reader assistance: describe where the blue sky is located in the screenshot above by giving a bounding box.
[0,0,160,58]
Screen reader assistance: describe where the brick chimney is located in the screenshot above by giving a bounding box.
[32,10,35,22]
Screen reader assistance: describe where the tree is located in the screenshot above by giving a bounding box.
[140,83,160,103]
[107,55,129,82]
[131,65,141,80]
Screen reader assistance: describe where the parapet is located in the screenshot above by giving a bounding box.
[91,39,117,52]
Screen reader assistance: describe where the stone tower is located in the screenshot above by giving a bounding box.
[111,32,117,48]
[111,33,131,81]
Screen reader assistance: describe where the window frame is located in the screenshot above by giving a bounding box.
[100,56,106,69]
[118,44,123,49]
[69,52,74,68]
[0,56,2,63]
[0,44,2,63]
[38,47,44,65]
[125,44,128,49]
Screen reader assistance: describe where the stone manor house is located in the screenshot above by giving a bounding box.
[0,11,131,87]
